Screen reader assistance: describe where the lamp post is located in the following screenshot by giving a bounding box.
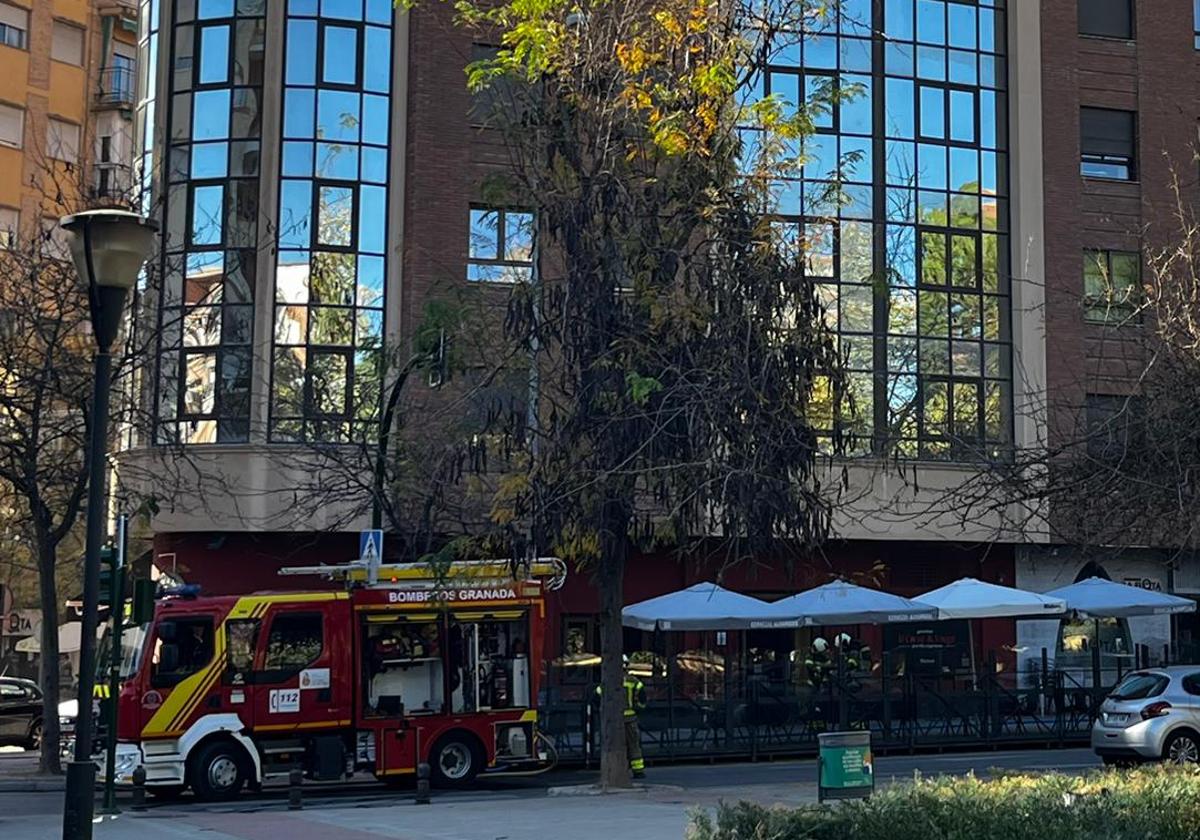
[59,209,157,840]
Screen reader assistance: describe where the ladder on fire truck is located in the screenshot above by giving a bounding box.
[278,554,568,591]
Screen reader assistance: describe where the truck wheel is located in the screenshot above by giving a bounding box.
[430,734,482,787]
[189,740,248,801]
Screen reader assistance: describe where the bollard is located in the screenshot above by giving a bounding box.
[131,766,147,812]
[415,763,431,804]
[288,768,303,811]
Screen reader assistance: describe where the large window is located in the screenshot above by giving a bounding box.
[748,0,1011,459]
[1085,393,1141,462]
[0,4,27,51]
[51,21,85,65]
[157,0,266,444]
[1081,107,1136,181]
[46,119,81,164]
[150,616,214,688]
[1083,249,1140,324]
[1078,0,1133,40]
[262,613,323,678]
[0,206,17,249]
[468,207,535,283]
[270,0,393,442]
[0,103,23,149]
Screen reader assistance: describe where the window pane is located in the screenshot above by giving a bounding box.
[309,352,348,414]
[317,185,353,246]
[264,615,323,672]
[199,25,230,84]
[323,26,358,85]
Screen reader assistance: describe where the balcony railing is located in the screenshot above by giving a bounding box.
[97,67,135,108]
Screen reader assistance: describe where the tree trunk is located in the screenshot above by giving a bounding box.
[35,539,62,775]
[597,503,630,789]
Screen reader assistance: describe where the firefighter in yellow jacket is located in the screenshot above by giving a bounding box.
[594,655,648,778]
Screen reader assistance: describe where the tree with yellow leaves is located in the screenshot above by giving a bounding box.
[454,0,856,786]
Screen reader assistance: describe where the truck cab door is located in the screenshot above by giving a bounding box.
[220,619,262,728]
[252,606,349,732]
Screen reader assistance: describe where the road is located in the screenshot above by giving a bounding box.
[1,746,1102,839]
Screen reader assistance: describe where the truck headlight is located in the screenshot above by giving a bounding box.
[114,751,139,780]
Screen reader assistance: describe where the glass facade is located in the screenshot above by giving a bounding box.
[158,0,266,444]
[271,0,392,442]
[751,0,1011,459]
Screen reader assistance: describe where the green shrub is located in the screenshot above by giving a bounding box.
[686,766,1200,840]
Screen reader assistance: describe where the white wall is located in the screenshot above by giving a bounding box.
[1015,546,1172,684]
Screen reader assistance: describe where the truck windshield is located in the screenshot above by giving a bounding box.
[95,624,149,681]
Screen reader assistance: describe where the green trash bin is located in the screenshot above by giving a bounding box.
[817,730,874,803]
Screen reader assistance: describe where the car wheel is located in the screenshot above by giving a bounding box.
[430,734,482,788]
[24,719,42,751]
[188,740,248,801]
[1164,732,1200,765]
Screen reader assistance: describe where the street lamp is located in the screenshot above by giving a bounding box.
[59,209,157,840]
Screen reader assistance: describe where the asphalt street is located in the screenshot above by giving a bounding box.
[0,746,1101,822]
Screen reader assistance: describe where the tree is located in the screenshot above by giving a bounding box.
[0,213,105,773]
[0,134,169,772]
[457,0,848,787]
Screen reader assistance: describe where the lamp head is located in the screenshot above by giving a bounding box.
[59,209,158,291]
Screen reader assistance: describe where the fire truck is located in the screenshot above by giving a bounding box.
[104,557,565,800]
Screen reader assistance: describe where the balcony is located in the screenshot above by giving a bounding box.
[96,67,135,109]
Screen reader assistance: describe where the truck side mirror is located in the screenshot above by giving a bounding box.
[131,579,156,625]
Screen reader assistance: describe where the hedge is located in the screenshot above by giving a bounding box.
[687,766,1200,840]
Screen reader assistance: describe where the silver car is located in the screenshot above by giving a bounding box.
[1092,667,1200,764]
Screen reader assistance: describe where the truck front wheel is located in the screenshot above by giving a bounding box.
[430,733,483,787]
[189,739,249,801]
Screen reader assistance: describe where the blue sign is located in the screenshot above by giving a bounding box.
[359,529,383,563]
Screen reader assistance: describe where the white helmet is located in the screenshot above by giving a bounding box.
[622,654,630,666]
[835,633,851,648]
[812,637,828,653]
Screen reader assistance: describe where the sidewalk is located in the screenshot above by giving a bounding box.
[0,749,64,793]
[11,781,819,840]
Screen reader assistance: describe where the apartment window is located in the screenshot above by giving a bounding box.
[467,207,535,283]
[1081,107,1136,180]
[46,119,81,164]
[1083,249,1141,323]
[0,4,28,51]
[1078,0,1133,39]
[1195,0,1200,49]
[0,207,17,249]
[51,21,85,66]
[40,218,70,261]
[0,103,22,149]
[1086,393,1142,463]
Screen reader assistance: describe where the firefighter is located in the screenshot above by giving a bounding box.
[804,636,833,690]
[594,655,648,778]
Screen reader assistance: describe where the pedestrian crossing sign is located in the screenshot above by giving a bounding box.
[360,529,383,564]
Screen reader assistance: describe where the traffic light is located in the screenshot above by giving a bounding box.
[131,578,156,625]
[97,546,117,608]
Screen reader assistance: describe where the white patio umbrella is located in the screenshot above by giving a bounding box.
[762,580,939,625]
[622,582,784,631]
[919,578,1067,686]
[1044,577,1196,618]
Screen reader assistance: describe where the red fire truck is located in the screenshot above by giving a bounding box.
[103,558,565,800]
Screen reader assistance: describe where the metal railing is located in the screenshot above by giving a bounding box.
[97,67,135,107]
[537,646,1189,765]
